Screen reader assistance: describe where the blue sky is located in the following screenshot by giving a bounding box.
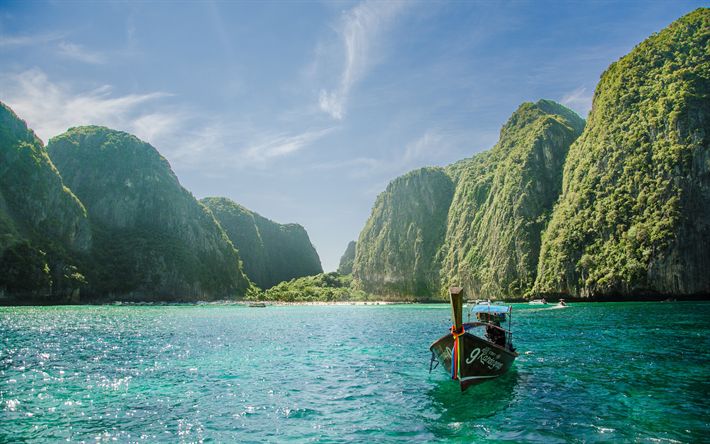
[0,0,704,271]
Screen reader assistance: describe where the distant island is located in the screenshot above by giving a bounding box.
[1,8,708,304]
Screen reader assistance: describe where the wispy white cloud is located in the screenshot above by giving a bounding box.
[165,121,336,172]
[131,112,187,145]
[57,41,106,64]
[560,86,593,117]
[403,130,447,163]
[401,127,491,172]
[0,69,335,173]
[0,69,174,145]
[370,126,495,183]
[243,128,335,163]
[309,157,381,172]
[166,122,232,168]
[318,0,407,120]
[308,127,477,182]
[0,33,63,48]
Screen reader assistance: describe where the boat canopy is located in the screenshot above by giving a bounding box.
[470,305,510,314]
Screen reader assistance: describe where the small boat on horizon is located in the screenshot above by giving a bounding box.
[528,298,547,305]
[429,287,518,391]
[248,302,267,308]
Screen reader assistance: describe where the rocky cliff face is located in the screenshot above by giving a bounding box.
[0,102,91,302]
[337,241,356,275]
[353,167,454,297]
[47,127,252,300]
[535,9,710,297]
[353,10,708,301]
[352,101,583,300]
[442,100,585,298]
[202,197,322,289]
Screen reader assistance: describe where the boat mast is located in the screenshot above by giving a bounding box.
[449,287,465,385]
[449,287,464,331]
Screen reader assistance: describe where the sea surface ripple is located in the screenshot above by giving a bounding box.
[1,302,708,442]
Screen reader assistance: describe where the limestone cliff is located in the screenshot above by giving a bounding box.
[441,100,585,298]
[351,101,583,300]
[337,241,356,275]
[0,102,91,302]
[201,197,322,289]
[535,8,710,297]
[47,126,252,300]
[353,167,454,297]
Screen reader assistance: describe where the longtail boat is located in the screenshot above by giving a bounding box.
[429,287,518,391]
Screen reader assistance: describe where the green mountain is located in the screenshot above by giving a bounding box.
[441,100,585,298]
[535,8,710,297]
[47,126,252,301]
[4,9,705,303]
[353,167,454,297]
[353,10,709,301]
[352,101,584,300]
[201,197,322,289]
[0,102,91,302]
[337,241,356,275]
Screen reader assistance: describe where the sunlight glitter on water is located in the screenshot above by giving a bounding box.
[1,303,708,442]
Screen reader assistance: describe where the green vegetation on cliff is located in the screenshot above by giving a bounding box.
[337,241,356,275]
[201,197,323,289]
[3,9,706,304]
[0,102,91,302]
[352,10,709,301]
[441,100,585,298]
[47,126,252,301]
[535,8,710,297]
[258,272,371,302]
[353,167,454,297]
[352,101,583,300]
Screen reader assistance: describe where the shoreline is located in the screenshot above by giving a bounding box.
[1,294,709,307]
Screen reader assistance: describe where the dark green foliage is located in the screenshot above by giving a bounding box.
[0,241,51,293]
[337,241,356,275]
[47,126,252,301]
[354,9,709,300]
[260,272,371,302]
[535,8,710,297]
[0,102,90,302]
[3,9,706,304]
[202,197,323,289]
[353,167,454,298]
[442,100,585,298]
[352,101,583,300]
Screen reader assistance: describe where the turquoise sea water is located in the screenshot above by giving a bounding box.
[1,302,708,442]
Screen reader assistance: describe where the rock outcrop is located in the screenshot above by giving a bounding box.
[337,241,356,275]
[47,126,252,300]
[353,167,454,297]
[0,102,91,302]
[535,8,710,297]
[352,101,584,300]
[353,10,709,301]
[202,197,322,289]
[441,100,585,298]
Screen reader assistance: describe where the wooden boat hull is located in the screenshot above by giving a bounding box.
[430,332,517,391]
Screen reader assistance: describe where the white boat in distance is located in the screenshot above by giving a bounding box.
[528,298,547,305]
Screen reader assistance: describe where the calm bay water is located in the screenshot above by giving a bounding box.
[1,302,708,442]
